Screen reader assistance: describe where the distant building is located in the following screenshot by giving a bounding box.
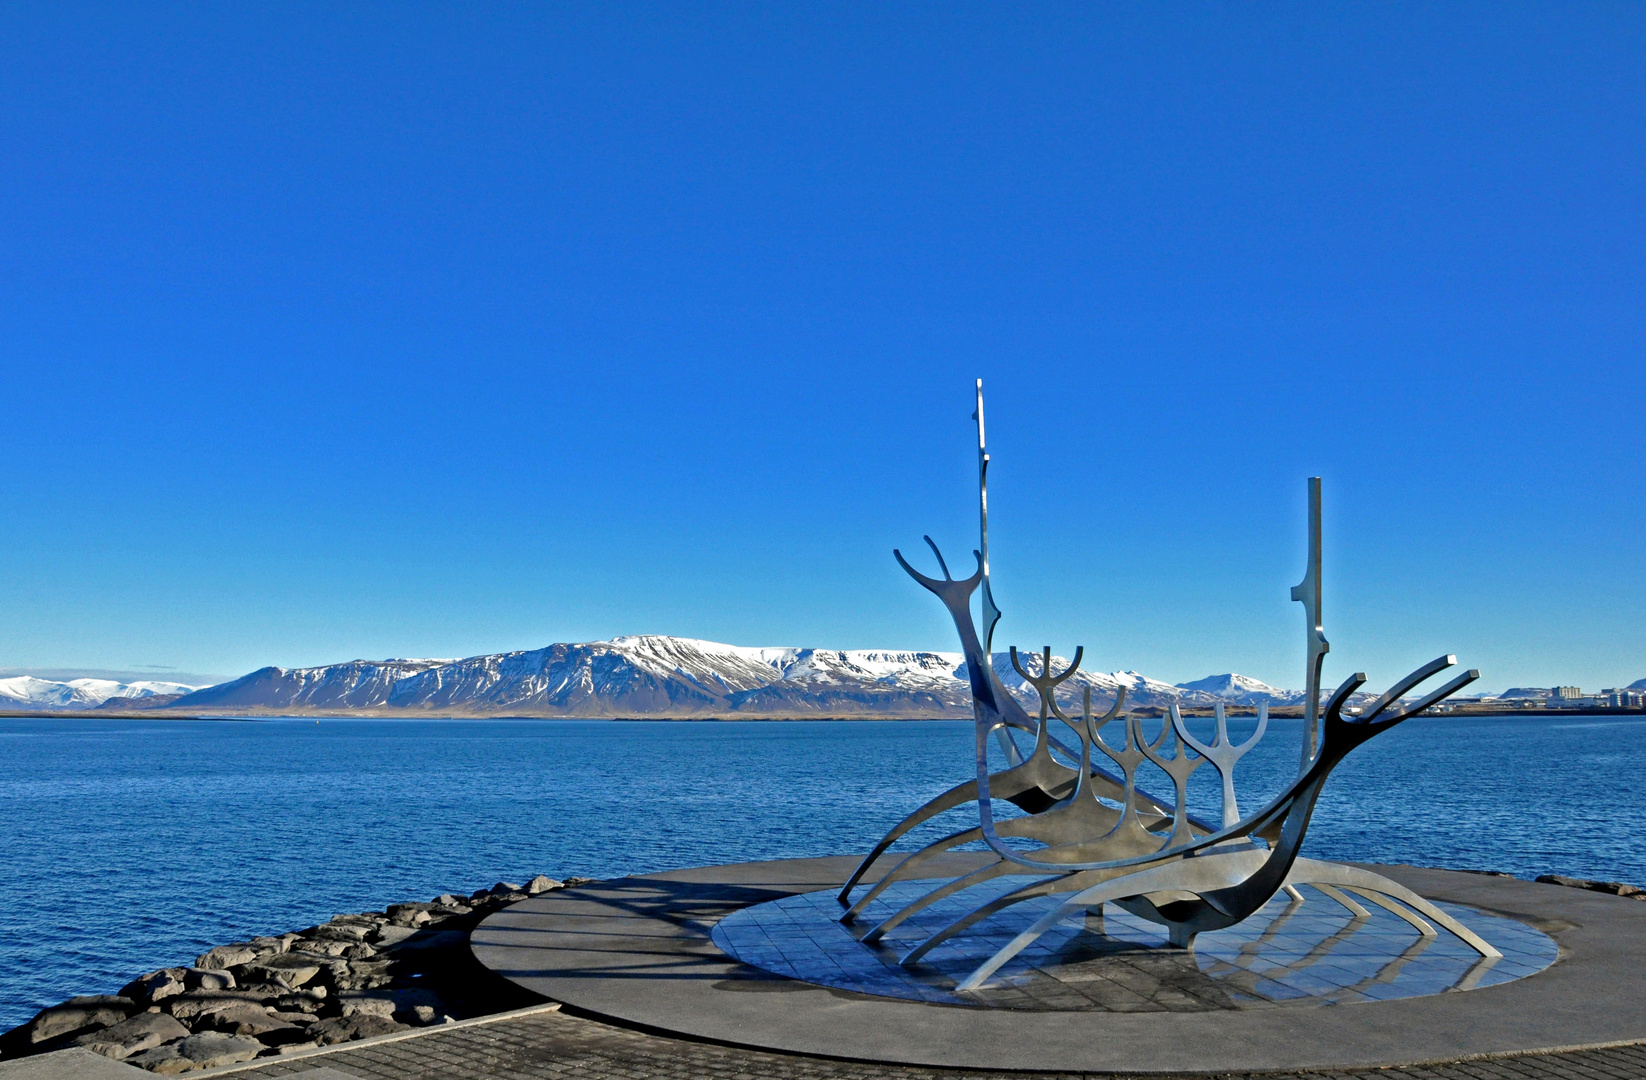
[1605,689,1644,708]
[1552,686,1583,699]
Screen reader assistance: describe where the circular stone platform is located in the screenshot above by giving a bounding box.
[470,854,1646,1074]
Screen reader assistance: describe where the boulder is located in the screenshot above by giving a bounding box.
[409,1006,455,1026]
[335,986,453,1021]
[339,972,394,991]
[490,881,522,894]
[195,944,259,970]
[73,1011,190,1059]
[273,989,327,1013]
[1538,873,1646,896]
[307,1013,409,1045]
[312,958,353,987]
[165,991,264,1021]
[183,967,235,991]
[563,877,596,886]
[172,1031,264,1068]
[248,935,290,954]
[256,1023,316,1047]
[290,937,351,958]
[337,994,396,1019]
[385,902,432,926]
[120,969,187,1005]
[378,930,466,958]
[525,875,563,895]
[238,954,322,988]
[427,902,471,917]
[306,922,371,943]
[126,1031,264,1073]
[124,1044,192,1074]
[328,914,385,928]
[386,901,430,915]
[23,996,136,1044]
[370,924,418,947]
[225,981,290,1002]
[348,956,392,973]
[198,1003,298,1038]
[270,1011,318,1025]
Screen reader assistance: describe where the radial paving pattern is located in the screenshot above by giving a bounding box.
[711,878,1556,1011]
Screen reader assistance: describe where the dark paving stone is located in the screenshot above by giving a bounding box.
[231,1007,1646,1080]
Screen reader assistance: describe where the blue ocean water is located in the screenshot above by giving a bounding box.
[1,714,1641,1031]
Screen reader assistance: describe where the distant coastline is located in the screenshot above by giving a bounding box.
[5,705,1643,722]
[8,636,1640,723]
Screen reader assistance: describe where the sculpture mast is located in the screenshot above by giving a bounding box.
[974,380,1021,765]
[1291,477,1329,768]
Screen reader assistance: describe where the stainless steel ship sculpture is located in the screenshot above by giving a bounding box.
[839,380,1497,992]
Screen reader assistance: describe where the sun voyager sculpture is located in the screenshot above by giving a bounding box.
[838,380,1497,993]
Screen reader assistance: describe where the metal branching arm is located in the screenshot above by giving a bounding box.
[1172,701,1267,828]
[890,537,1018,731]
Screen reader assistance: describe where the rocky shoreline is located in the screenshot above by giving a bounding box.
[0,874,589,1073]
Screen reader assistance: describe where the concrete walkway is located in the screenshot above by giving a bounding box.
[7,968,1644,1080]
[217,1006,1646,1080]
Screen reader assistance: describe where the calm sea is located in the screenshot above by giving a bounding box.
[2,714,1641,1030]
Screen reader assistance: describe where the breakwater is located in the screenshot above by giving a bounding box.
[0,875,578,1071]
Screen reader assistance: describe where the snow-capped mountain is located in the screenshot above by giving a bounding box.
[155,636,1277,718]
[172,638,977,717]
[1173,673,1306,706]
[0,676,207,710]
[4,638,1318,717]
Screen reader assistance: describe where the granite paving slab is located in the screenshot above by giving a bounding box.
[208,1000,1646,1080]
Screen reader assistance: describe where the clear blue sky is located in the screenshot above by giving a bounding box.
[1,3,1641,693]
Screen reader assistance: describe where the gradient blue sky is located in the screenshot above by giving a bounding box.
[1,3,1642,693]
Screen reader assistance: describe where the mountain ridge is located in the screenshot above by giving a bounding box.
[150,636,1297,718]
[8,642,1630,717]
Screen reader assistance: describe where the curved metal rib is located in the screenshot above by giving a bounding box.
[862,860,1023,944]
[899,868,1126,967]
[842,825,985,922]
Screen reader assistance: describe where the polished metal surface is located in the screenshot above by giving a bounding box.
[840,381,1490,992]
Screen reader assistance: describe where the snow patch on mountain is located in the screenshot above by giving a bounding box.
[0,676,207,710]
[1174,673,1304,706]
